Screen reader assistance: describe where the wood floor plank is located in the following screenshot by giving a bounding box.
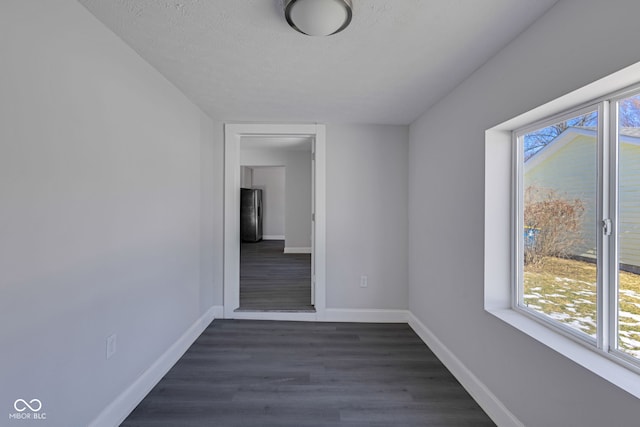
[121,320,495,427]
[239,240,314,311]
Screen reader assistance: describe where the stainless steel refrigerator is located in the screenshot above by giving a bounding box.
[240,188,263,242]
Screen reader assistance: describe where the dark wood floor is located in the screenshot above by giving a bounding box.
[121,320,495,427]
[239,240,314,311]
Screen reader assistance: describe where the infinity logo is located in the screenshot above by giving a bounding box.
[13,399,42,412]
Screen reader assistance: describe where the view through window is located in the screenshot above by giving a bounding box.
[521,110,599,339]
[516,92,640,364]
[617,93,640,359]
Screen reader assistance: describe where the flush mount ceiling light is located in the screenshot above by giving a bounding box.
[284,0,353,36]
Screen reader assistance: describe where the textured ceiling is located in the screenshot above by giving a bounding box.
[78,0,558,125]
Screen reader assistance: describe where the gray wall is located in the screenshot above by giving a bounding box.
[252,167,286,239]
[0,1,219,426]
[327,124,409,310]
[241,149,312,249]
[240,166,253,188]
[408,0,640,425]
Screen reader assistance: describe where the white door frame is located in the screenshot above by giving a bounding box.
[223,123,326,321]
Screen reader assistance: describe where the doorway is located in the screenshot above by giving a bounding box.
[223,124,326,320]
[238,164,313,311]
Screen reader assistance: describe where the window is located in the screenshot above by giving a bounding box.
[485,63,640,398]
[513,89,640,367]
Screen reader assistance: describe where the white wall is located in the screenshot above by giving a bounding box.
[0,1,220,426]
[241,148,311,249]
[408,0,640,425]
[240,166,253,188]
[252,167,286,239]
[284,151,313,250]
[326,124,409,310]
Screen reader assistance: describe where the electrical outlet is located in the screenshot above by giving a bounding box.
[106,334,117,360]
[360,275,368,288]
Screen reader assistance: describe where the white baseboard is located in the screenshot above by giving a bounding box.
[89,306,217,427]
[212,305,224,319]
[283,247,312,254]
[262,235,285,240]
[325,308,409,323]
[407,312,524,427]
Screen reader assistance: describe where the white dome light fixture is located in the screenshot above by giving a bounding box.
[284,0,353,36]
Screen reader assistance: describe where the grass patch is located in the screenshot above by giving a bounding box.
[523,257,640,358]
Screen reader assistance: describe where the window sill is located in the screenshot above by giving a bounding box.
[486,307,640,399]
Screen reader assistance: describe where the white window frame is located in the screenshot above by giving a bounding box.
[484,61,640,399]
[512,103,603,348]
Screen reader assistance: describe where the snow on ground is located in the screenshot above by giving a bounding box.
[618,330,640,358]
[619,310,640,323]
[554,277,595,286]
[525,279,640,357]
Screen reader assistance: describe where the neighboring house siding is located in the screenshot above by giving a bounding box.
[620,142,640,269]
[525,130,640,268]
[525,134,598,259]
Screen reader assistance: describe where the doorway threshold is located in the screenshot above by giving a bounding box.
[234,307,316,313]
[229,308,319,322]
